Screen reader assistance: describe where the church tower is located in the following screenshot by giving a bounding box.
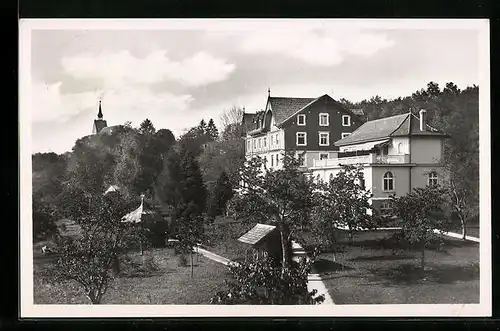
[92,100,108,134]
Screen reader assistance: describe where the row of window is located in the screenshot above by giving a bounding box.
[296,132,350,146]
[247,133,280,152]
[298,113,351,127]
[317,170,439,192]
[383,171,439,191]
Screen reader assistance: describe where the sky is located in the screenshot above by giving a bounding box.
[27,20,481,154]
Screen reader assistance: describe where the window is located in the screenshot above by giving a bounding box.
[271,155,274,167]
[247,140,251,152]
[358,177,366,189]
[319,132,330,146]
[342,115,351,126]
[276,133,280,146]
[258,138,261,149]
[263,137,267,148]
[297,114,306,126]
[382,145,389,155]
[252,139,256,150]
[320,153,329,160]
[316,174,321,183]
[380,201,392,216]
[341,132,350,139]
[276,154,279,166]
[329,173,334,181]
[428,171,438,186]
[397,143,403,153]
[383,171,394,191]
[296,132,307,146]
[319,113,329,126]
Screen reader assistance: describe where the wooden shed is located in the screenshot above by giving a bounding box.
[238,223,282,262]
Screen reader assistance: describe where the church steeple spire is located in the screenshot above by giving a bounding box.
[97,100,103,119]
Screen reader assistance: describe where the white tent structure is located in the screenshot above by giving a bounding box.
[121,194,145,224]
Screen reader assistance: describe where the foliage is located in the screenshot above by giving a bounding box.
[207,171,234,219]
[52,191,138,304]
[314,165,374,244]
[32,152,68,206]
[32,194,59,241]
[206,118,219,141]
[228,152,316,269]
[390,185,452,269]
[210,252,324,305]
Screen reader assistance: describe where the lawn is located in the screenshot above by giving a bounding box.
[306,230,479,304]
[203,217,254,261]
[33,241,231,305]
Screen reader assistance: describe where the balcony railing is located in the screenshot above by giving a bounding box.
[312,153,410,168]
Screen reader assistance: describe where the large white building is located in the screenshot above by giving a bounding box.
[309,109,449,215]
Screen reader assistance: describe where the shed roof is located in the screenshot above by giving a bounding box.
[238,223,277,245]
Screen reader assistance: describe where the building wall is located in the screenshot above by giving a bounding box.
[281,96,363,152]
[245,130,285,156]
[411,165,446,189]
[409,136,443,164]
[389,137,410,155]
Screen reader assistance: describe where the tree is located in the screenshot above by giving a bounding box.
[206,118,219,142]
[138,118,156,135]
[228,152,316,270]
[210,252,324,305]
[53,190,137,304]
[390,185,452,270]
[314,165,374,245]
[220,106,244,130]
[207,171,234,219]
[441,154,478,240]
[32,194,59,241]
[173,148,208,277]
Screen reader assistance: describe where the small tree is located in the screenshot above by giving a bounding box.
[391,185,452,270]
[315,165,374,245]
[210,252,325,305]
[53,191,136,304]
[207,171,234,219]
[228,152,316,270]
[206,118,219,142]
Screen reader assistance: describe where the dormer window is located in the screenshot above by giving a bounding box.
[297,114,306,126]
[319,113,329,126]
[342,115,351,126]
[341,133,350,139]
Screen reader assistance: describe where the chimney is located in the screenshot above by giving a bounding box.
[419,109,427,131]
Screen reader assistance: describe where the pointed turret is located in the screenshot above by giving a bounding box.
[97,100,103,119]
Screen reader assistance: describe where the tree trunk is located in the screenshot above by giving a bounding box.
[460,217,467,240]
[190,252,194,278]
[280,227,290,271]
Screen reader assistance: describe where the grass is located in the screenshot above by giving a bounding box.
[33,242,231,305]
[204,217,254,261]
[308,230,479,304]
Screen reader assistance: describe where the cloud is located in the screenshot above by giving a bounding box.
[237,29,395,66]
[61,50,236,87]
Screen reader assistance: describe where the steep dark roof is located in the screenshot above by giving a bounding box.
[335,112,446,146]
[269,97,316,125]
[238,223,277,245]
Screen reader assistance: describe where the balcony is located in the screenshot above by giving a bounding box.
[312,153,410,168]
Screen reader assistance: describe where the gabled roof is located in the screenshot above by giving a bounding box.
[268,97,316,125]
[238,223,277,245]
[335,112,447,147]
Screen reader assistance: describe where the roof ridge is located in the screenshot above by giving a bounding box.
[389,113,411,136]
[364,113,408,123]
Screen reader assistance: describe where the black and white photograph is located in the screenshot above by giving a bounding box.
[19,19,490,317]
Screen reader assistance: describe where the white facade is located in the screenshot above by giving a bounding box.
[310,133,446,213]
